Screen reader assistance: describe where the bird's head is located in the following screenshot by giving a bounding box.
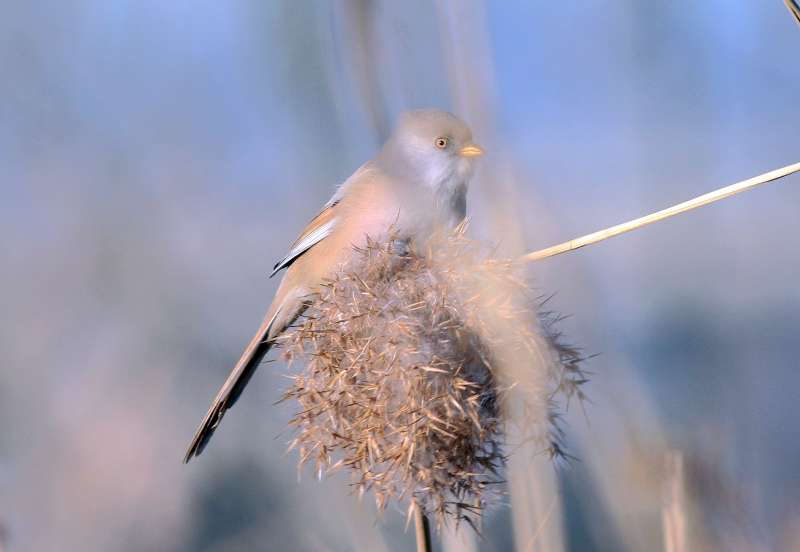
[379,109,483,192]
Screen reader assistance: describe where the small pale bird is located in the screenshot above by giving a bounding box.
[184,109,483,462]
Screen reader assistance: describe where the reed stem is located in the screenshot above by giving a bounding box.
[520,162,800,263]
[414,508,432,552]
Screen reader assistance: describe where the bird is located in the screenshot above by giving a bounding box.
[184,109,484,462]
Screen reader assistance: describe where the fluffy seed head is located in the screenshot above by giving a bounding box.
[279,227,586,528]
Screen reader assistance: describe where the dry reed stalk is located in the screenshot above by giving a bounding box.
[414,508,432,552]
[279,227,586,530]
[521,162,800,262]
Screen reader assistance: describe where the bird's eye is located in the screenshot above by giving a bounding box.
[434,137,449,149]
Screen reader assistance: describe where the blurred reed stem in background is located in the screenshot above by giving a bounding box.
[435,2,568,550]
[662,451,687,552]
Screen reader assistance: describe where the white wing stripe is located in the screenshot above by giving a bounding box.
[269,217,337,277]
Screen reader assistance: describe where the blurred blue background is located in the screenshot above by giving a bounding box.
[2,1,799,550]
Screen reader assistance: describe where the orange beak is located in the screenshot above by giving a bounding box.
[458,144,484,158]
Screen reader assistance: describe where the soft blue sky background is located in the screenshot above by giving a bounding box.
[2,2,799,550]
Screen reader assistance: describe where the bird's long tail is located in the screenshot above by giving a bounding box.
[184,300,292,463]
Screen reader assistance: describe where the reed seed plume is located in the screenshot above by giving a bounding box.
[279,226,586,528]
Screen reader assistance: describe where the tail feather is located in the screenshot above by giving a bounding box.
[184,305,284,463]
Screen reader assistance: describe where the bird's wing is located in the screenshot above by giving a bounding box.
[270,203,339,277]
[269,162,372,277]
